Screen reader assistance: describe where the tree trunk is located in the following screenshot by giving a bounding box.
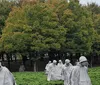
[7,53,11,70]
[29,52,33,67]
[30,60,33,67]
[15,55,17,62]
[22,55,27,66]
[90,56,93,68]
[33,61,36,72]
[11,54,12,61]
[1,53,4,61]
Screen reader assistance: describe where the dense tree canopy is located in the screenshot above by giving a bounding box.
[66,2,96,54]
[0,0,99,61]
[0,2,66,54]
[86,3,100,55]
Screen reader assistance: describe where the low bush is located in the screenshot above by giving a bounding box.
[13,67,100,85]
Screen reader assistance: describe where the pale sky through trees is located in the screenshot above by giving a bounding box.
[80,0,100,5]
[1,0,100,6]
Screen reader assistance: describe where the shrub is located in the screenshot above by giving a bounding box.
[13,67,100,85]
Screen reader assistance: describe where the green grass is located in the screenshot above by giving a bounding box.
[13,67,100,85]
[88,67,100,85]
[13,72,63,85]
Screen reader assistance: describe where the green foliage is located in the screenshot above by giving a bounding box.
[13,67,100,85]
[0,6,32,53]
[92,14,100,55]
[87,3,100,14]
[14,72,63,85]
[88,67,100,85]
[0,0,99,58]
[25,3,66,51]
[60,1,96,54]
[86,3,100,55]
[0,2,66,53]
[0,0,15,34]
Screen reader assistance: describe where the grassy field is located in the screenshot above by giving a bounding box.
[13,67,100,85]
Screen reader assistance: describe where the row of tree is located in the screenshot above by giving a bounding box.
[0,0,100,69]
